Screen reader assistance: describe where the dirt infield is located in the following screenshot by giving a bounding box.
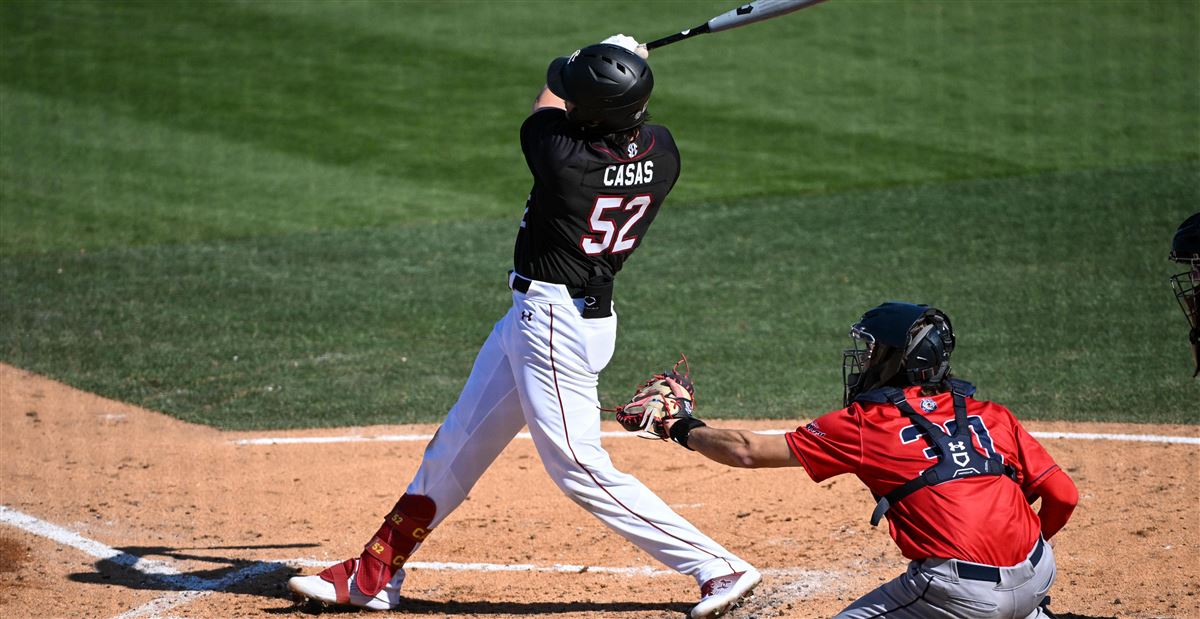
[1,363,1197,619]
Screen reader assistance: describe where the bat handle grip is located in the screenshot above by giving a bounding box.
[645,22,711,50]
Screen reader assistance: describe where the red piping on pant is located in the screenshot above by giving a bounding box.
[547,305,735,574]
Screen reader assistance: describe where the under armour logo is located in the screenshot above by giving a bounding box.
[948,441,966,452]
[626,142,638,157]
[521,310,534,322]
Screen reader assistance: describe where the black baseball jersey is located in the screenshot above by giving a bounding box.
[514,108,681,288]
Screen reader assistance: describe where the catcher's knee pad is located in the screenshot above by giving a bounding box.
[355,494,437,596]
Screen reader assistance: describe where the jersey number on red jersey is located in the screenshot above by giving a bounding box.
[580,194,652,255]
[899,415,1003,463]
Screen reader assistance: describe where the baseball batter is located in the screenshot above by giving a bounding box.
[288,35,760,618]
[627,302,1079,618]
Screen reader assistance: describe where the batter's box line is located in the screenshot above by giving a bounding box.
[280,557,842,583]
[231,429,1200,446]
[109,561,284,619]
[1,504,843,618]
[0,505,289,619]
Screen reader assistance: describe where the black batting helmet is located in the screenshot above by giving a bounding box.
[546,44,653,134]
[843,302,956,406]
[1169,212,1199,377]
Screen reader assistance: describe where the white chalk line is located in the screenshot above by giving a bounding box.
[233,429,1200,446]
[0,505,181,577]
[280,556,672,575]
[0,505,837,619]
[1030,431,1198,444]
[0,506,287,619]
[233,430,624,445]
[279,557,839,587]
[111,591,209,619]
[110,561,289,619]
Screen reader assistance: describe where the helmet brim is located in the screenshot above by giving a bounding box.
[546,56,570,100]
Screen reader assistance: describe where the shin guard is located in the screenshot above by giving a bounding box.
[321,494,437,598]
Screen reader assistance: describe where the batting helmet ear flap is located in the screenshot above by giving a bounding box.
[544,44,653,133]
[546,54,572,100]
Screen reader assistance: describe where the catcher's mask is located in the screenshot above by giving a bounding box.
[546,43,653,134]
[1169,212,1200,377]
[843,302,956,406]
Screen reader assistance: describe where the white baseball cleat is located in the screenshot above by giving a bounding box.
[288,559,405,611]
[690,568,762,619]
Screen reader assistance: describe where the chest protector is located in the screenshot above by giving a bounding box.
[864,383,1017,526]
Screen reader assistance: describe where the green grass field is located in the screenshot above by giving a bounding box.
[1,0,1197,429]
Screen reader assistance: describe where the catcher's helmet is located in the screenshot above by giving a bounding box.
[1169,212,1200,265]
[1169,212,1200,377]
[546,44,653,134]
[843,302,956,406]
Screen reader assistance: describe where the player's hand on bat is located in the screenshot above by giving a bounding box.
[600,33,649,59]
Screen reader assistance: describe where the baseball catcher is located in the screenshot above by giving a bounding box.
[617,302,1079,619]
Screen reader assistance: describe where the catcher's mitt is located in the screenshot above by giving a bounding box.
[613,356,705,446]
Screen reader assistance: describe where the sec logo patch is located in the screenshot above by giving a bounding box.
[920,398,937,412]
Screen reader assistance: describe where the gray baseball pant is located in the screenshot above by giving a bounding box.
[834,539,1055,619]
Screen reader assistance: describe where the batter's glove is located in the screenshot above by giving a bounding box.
[613,356,706,448]
[600,33,649,59]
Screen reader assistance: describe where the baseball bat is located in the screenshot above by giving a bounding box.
[645,0,829,50]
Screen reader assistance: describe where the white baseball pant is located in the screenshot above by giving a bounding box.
[403,274,751,584]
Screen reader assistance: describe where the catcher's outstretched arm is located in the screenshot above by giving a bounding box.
[680,425,800,469]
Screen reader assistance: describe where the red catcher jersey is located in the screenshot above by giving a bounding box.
[785,385,1061,567]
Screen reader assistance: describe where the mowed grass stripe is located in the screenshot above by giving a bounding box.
[2,162,1195,429]
[0,86,494,254]
[1,1,1196,253]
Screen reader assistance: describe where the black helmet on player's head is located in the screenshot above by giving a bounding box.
[1169,212,1200,377]
[546,43,653,134]
[842,302,956,406]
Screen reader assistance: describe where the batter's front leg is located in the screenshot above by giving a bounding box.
[287,313,527,609]
[406,314,528,528]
